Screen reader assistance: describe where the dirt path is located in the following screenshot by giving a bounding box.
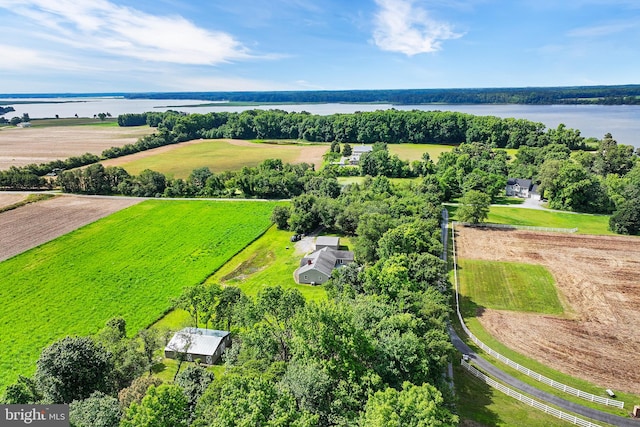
[455,226,640,394]
[0,125,153,170]
[0,195,142,262]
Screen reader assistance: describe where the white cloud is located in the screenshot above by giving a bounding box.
[372,0,463,55]
[0,0,252,65]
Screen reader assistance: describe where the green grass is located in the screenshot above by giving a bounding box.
[30,118,119,127]
[458,260,564,314]
[204,225,328,302]
[111,139,316,179]
[387,143,455,162]
[448,205,613,235]
[454,364,599,427]
[0,199,277,391]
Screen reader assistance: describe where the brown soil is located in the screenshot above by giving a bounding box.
[455,226,640,394]
[0,193,27,209]
[0,195,142,262]
[0,125,153,170]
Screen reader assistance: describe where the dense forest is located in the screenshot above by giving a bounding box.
[122,85,640,105]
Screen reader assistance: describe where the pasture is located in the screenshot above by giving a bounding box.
[101,139,328,178]
[0,199,277,390]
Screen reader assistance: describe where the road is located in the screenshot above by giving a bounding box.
[441,209,638,427]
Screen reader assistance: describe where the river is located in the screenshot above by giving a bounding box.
[1,96,639,148]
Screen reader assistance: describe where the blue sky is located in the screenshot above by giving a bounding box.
[0,0,638,93]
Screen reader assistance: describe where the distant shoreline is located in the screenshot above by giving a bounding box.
[1,84,640,106]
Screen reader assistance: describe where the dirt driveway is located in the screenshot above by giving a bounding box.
[455,226,640,394]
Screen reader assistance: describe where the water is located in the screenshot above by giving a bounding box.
[2,97,639,148]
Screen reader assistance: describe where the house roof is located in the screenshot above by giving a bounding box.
[165,328,229,356]
[316,236,340,248]
[507,178,533,189]
[298,248,337,278]
[353,145,373,153]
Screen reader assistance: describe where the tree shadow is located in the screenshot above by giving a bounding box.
[453,363,503,426]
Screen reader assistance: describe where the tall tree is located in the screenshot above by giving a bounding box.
[35,336,113,404]
[360,382,458,427]
[121,384,189,427]
[456,190,491,224]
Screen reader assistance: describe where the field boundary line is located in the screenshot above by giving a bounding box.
[453,221,578,233]
[461,361,603,427]
[451,222,624,409]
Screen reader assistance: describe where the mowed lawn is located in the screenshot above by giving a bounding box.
[0,200,277,390]
[109,139,320,179]
[458,259,564,315]
[486,206,612,235]
[204,226,328,302]
[448,205,612,235]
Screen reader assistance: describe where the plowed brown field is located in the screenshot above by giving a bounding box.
[0,195,141,262]
[455,226,640,394]
[0,125,153,170]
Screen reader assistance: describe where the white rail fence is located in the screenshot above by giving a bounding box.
[451,222,624,409]
[453,221,578,234]
[461,361,603,427]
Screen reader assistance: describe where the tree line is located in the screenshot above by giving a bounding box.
[1,108,591,191]
[119,109,591,150]
[123,85,640,105]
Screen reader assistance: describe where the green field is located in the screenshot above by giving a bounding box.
[0,200,277,390]
[387,143,455,162]
[110,139,321,178]
[204,226,328,301]
[31,118,119,127]
[458,260,564,314]
[448,205,613,235]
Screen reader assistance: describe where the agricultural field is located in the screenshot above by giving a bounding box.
[0,195,142,262]
[204,226,328,302]
[0,199,277,390]
[101,139,328,178]
[0,123,153,170]
[455,226,640,394]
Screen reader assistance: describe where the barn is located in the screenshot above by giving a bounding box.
[164,328,231,365]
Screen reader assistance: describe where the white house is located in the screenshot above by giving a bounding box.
[164,328,231,365]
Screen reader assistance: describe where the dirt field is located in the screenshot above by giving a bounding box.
[455,226,640,394]
[0,195,142,262]
[0,193,27,209]
[0,125,153,170]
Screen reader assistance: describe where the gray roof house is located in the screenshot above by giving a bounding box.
[506,178,533,198]
[164,328,231,365]
[315,236,340,251]
[295,237,354,285]
[349,145,373,165]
